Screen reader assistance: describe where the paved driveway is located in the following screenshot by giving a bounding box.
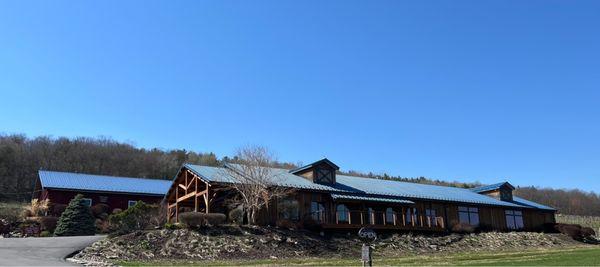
[0,236,104,266]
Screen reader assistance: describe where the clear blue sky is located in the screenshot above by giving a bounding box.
[1,1,599,193]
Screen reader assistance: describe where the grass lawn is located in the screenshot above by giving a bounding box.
[118,246,600,266]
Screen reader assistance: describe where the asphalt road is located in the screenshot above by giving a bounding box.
[0,236,104,266]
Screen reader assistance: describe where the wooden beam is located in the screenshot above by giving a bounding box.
[178,184,187,190]
[177,191,196,202]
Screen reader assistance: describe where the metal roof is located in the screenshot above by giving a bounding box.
[512,196,556,211]
[184,164,552,210]
[470,182,515,193]
[38,170,171,196]
[330,193,414,204]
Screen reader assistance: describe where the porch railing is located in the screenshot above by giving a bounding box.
[330,210,445,229]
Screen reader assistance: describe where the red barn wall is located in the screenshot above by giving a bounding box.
[43,189,164,211]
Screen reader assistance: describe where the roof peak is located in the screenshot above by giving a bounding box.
[289,158,339,174]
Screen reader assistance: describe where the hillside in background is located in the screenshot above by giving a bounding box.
[1,134,599,216]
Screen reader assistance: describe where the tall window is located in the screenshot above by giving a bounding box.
[278,197,300,221]
[366,207,374,224]
[505,210,524,230]
[425,209,437,226]
[336,204,349,223]
[406,207,418,224]
[385,208,395,224]
[458,206,479,226]
[310,201,325,222]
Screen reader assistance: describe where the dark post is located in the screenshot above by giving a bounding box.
[361,243,372,267]
[358,227,376,267]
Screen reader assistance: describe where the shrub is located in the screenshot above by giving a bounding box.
[228,206,244,225]
[91,204,110,218]
[179,212,226,228]
[112,208,123,214]
[24,199,49,217]
[581,227,596,238]
[164,222,182,230]
[108,201,159,235]
[299,216,322,232]
[0,202,25,224]
[179,212,205,228]
[54,194,96,236]
[39,216,58,233]
[49,203,67,217]
[0,219,10,236]
[40,230,51,237]
[96,219,110,233]
[451,222,475,234]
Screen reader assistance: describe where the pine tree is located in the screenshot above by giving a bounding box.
[54,194,96,236]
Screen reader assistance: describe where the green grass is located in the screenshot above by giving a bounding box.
[118,246,600,266]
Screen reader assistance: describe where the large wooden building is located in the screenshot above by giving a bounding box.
[165,159,556,232]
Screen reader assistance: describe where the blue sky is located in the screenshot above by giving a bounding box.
[1,1,599,192]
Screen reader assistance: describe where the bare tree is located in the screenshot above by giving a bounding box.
[222,146,292,225]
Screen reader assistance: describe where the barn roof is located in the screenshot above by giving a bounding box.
[38,170,171,196]
[183,164,554,210]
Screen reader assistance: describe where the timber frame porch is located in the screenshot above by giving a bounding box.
[166,168,215,223]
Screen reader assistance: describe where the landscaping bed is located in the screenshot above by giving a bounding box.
[71,225,588,266]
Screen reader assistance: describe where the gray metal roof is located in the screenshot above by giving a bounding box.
[38,170,171,196]
[330,193,415,204]
[184,164,553,210]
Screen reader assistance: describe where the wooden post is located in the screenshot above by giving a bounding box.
[348,210,352,224]
[336,211,339,224]
[371,211,375,225]
[382,212,386,225]
[393,212,397,226]
[402,207,406,226]
[360,211,364,225]
[175,186,179,223]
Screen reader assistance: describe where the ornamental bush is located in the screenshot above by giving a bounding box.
[108,201,159,236]
[54,194,96,236]
[179,212,226,228]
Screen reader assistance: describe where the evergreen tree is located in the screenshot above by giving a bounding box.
[54,194,96,236]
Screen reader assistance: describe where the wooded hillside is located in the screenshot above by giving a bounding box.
[1,134,598,216]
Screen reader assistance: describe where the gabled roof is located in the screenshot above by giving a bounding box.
[470,182,515,193]
[289,158,340,174]
[38,170,171,196]
[183,164,553,210]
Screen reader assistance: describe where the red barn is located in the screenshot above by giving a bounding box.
[33,170,171,212]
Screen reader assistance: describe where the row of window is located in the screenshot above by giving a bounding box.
[279,198,525,230]
[80,198,140,208]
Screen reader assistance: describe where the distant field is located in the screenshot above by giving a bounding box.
[119,247,600,266]
[557,214,600,230]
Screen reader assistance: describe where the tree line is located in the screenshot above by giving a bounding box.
[1,134,599,216]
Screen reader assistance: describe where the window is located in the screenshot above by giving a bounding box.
[366,207,374,224]
[500,190,513,201]
[278,197,299,221]
[81,198,92,207]
[336,204,349,222]
[310,201,325,222]
[425,209,437,226]
[385,208,395,224]
[458,206,479,226]
[406,207,418,224]
[99,196,108,203]
[505,210,524,230]
[128,200,138,208]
